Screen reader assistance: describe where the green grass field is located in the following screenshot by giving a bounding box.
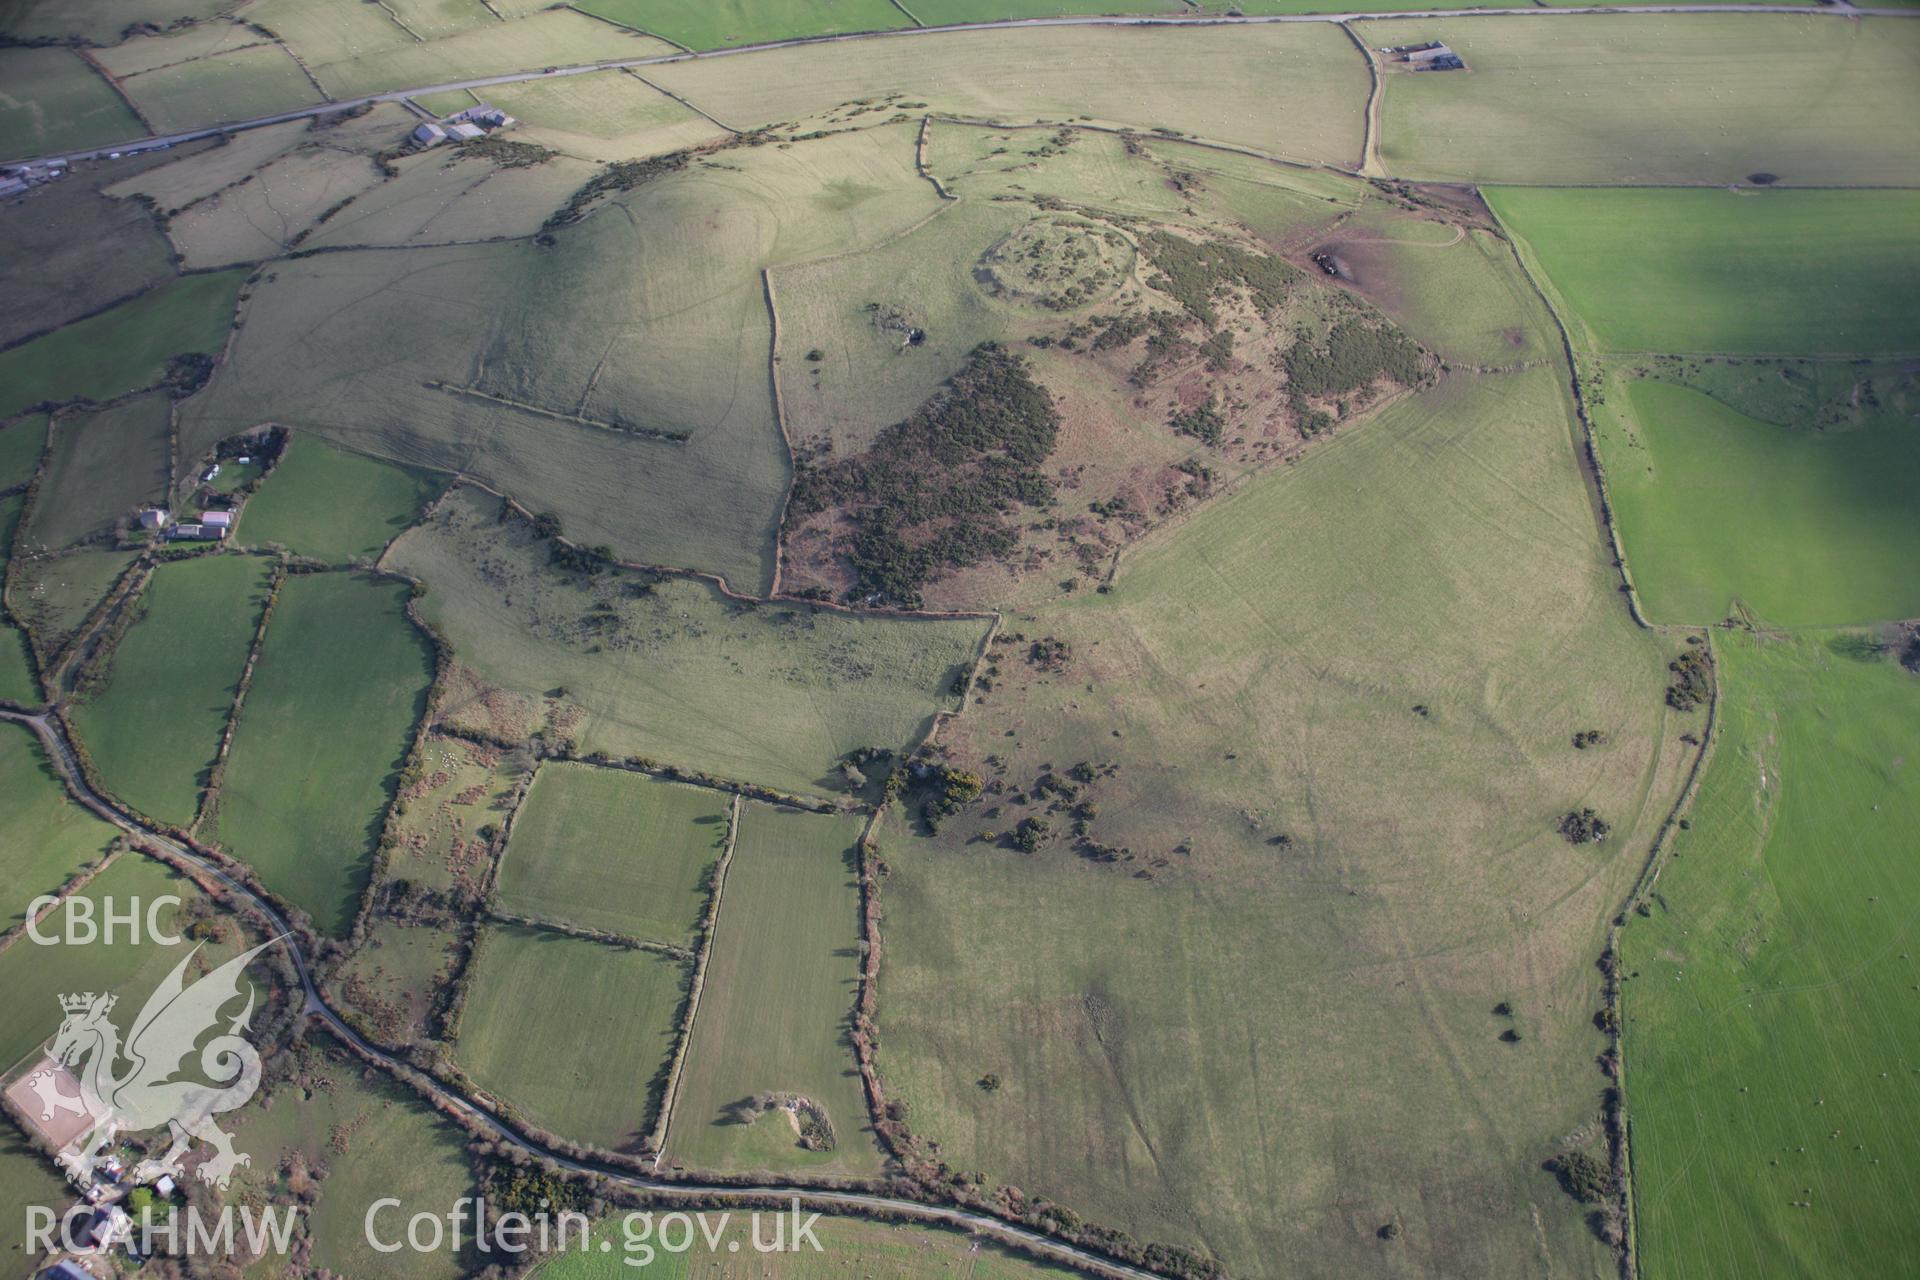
[270,6,674,99]
[93,19,277,80]
[470,70,723,161]
[70,554,272,827]
[214,572,433,935]
[0,0,235,44]
[1593,373,1920,628]
[915,0,1186,20]
[536,1213,1082,1278]
[647,24,1368,166]
[10,545,138,667]
[9,546,136,665]
[457,925,687,1151]
[0,1121,69,1276]
[495,763,727,945]
[0,417,42,490]
[118,42,322,133]
[23,394,170,549]
[0,493,40,703]
[239,434,442,564]
[666,804,883,1176]
[1491,188,1920,356]
[578,0,908,47]
[0,268,246,420]
[0,150,178,351]
[874,365,1689,1278]
[0,47,143,159]
[390,487,985,799]
[229,1031,471,1280]
[0,720,119,933]
[0,855,245,1072]
[1622,632,1920,1280]
[1363,16,1920,187]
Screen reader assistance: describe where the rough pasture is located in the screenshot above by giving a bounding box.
[875,366,1692,1278]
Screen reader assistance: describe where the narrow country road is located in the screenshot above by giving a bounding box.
[3,1,1912,169]
[0,704,1177,1280]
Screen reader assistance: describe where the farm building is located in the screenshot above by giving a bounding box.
[451,104,514,129]
[1387,42,1464,70]
[137,506,171,530]
[411,122,447,146]
[167,522,224,541]
[200,510,233,529]
[446,122,486,142]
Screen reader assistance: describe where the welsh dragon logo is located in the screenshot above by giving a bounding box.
[49,941,274,1189]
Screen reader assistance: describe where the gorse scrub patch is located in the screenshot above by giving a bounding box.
[1283,320,1428,401]
[1139,230,1302,326]
[789,343,1060,606]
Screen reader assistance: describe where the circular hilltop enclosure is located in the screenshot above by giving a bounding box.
[974,216,1134,312]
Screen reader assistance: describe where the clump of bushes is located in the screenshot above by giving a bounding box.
[1168,395,1226,444]
[1571,729,1608,750]
[457,137,556,169]
[1011,816,1052,853]
[1666,643,1712,710]
[1545,1149,1616,1205]
[1559,808,1611,845]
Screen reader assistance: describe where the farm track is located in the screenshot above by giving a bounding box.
[8,2,1917,168]
[0,703,1178,1280]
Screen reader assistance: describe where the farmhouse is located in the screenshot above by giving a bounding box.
[450,104,514,129]
[413,103,519,148]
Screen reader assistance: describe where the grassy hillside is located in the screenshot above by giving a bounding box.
[388,487,984,800]
[0,268,247,420]
[70,553,273,827]
[214,572,432,935]
[667,804,883,1176]
[876,366,1691,1278]
[1490,187,1920,356]
[1623,632,1920,1280]
[184,126,944,592]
